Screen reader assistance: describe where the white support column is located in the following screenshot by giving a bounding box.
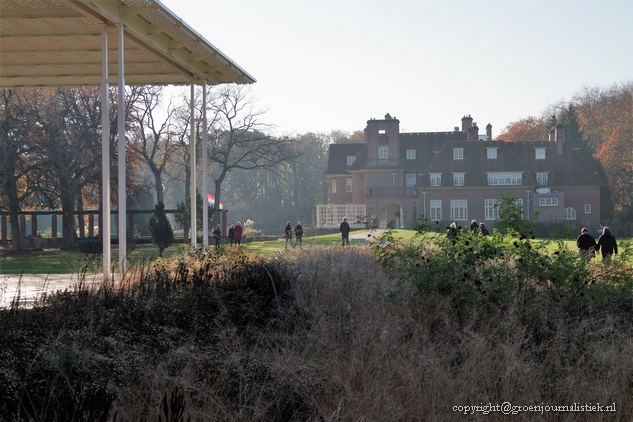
[190,83,197,248]
[117,24,127,273]
[202,81,208,246]
[101,26,111,278]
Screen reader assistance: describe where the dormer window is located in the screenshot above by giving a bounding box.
[346,156,356,166]
[536,172,548,185]
[453,148,464,160]
[378,129,388,144]
[535,148,546,160]
[486,147,497,159]
[406,149,416,159]
[378,146,388,159]
[453,172,465,186]
[430,173,442,187]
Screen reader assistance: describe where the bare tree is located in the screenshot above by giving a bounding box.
[127,86,178,205]
[0,89,40,250]
[206,84,302,211]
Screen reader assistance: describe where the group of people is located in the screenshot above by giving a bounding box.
[284,221,304,249]
[212,221,243,248]
[577,226,618,262]
[447,219,618,263]
[447,219,489,244]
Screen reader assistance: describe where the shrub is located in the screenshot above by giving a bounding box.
[76,235,102,254]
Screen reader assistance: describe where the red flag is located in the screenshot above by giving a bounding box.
[207,193,223,209]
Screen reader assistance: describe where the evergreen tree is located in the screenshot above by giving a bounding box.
[149,201,174,257]
[175,191,217,239]
[558,104,613,220]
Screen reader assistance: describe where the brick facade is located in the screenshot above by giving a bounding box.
[322,114,602,231]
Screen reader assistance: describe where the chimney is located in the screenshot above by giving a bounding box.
[472,123,479,141]
[486,123,492,141]
[461,115,473,132]
[555,123,564,154]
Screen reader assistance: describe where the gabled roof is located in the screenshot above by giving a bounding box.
[424,141,601,186]
[0,0,256,87]
[400,131,466,171]
[325,143,365,175]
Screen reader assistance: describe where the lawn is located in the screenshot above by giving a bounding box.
[0,229,626,274]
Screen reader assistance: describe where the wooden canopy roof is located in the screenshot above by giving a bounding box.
[0,0,256,87]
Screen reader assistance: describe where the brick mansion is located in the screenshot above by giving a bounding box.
[318,114,602,230]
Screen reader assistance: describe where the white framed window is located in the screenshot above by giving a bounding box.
[405,173,416,187]
[406,149,416,160]
[346,178,352,193]
[563,207,576,220]
[453,172,465,186]
[539,197,558,207]
[486,148,497,159]
[346,156,356,166]
[487,172,522,185]
[331,179,337,193]
[585,204,592,214]
[450,199,468,221]
[379,129,386,135]
[564,207,576,220]
[487,198,523,220]
[430,200,442,221]
[378,146,388,159]
[430,173,441,187]
[535,148,546,160]
[536,172,548,185]
[453,148,464,160]
[485,199,499,221]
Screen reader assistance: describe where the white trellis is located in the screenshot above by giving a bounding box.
[316,204,367,228]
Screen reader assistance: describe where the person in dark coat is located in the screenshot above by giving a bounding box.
[596,227,618,262]
[228,224,235,246]
[340,217,351,246]
[576,227,596,261]
[479,222,490,236]
[469,219,479,234]
[284,221,293,249]
[213,224,222,248]
[294,221,304,246]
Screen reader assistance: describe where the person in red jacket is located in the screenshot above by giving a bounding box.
[233,221,243,246]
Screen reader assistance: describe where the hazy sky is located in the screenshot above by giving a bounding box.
[165,0,632,137]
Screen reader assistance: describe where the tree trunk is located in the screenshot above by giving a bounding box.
[153,169,164,205]
[60,191,76,250]
[4,167,23,250]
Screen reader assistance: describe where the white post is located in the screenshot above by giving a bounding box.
[190,83,197,248]
[101,26,111,278]
[202,81,208,246]
[117,24,127,274]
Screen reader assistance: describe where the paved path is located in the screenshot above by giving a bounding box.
[0,273,104,308]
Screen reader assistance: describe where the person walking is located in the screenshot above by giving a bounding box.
[340,217,351,246]
[233,221,243,246]
[479,222,489,236]
[576,227,596,262]
[228,224,235,246]
[284,221,293,249]
[469,219,479,234]
[596,227,618,262]
[294,221,304,246]
[212,224,222,249]
[446,222,459,245]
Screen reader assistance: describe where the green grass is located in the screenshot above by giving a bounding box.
[1,229,627,274]
[0,245,188,274]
